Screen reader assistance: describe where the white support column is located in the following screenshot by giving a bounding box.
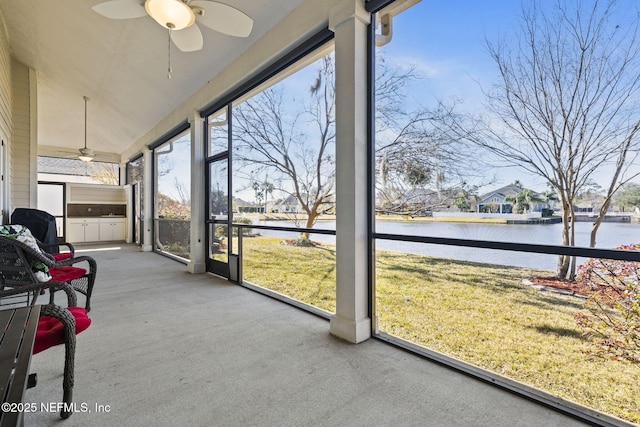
[119,161,127,186]
[329,0,372,344]
[28,67,38,208]
[142,148,153,252]
[188,113,206,273]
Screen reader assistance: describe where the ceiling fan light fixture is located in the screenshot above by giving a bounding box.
[78,148,95,162]
[145,0,195,30]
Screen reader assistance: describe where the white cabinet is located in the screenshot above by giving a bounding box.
[67,221,84,243]
[67,217,125,242]
[67,218,100,243]
[99,218,126,241]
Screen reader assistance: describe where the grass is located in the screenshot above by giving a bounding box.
[241,236,639,424]
[242,236,337,313]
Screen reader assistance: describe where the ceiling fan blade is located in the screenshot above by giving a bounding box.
[170,24,204,52]
[191,1,253,37]
[92,0,147,19]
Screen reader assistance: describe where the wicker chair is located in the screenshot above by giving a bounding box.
[46,247,97,312]
[38,240,76,261]
[0,236,91,419]
[0,226,97,311]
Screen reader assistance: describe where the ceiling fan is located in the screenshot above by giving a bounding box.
[92,0,254,53]
[48,96,115,163]
[41,96,119,163]
[78,96,94,162]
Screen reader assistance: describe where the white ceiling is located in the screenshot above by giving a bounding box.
[0,0,305,161]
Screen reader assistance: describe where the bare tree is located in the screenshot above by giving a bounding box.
[453,0,640,279]
[233,56,336,243]
[88,161,119,185]
[375,100,481,215]
[234,51,482,242]
[173,177,190,206]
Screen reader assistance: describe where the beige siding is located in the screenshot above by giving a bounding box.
[10,58,32,209]
[0,12,10,223]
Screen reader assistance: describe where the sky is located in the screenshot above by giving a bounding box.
[159,0,640,206]
[380,0,640,193]
[156,132,191,202]
[388,0,522,99]
[379,0,539,191]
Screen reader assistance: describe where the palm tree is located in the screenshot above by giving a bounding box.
[505,188,543,214]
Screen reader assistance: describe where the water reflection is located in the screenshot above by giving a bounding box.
[251,219,640,270]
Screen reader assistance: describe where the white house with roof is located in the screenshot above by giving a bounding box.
[478,183,549,214]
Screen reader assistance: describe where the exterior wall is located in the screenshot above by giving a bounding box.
[10,58,35,210]
[0,11,10,223]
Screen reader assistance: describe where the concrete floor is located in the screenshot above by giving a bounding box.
[23,244,593,427]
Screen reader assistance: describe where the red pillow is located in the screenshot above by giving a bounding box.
[49,266,86,282]
[34,307,91,354]
[52,253,73,261]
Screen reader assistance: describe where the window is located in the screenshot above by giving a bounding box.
[203,42,338,314]
[37,156,119,185]
[127,156,144,186]
[208,108,228,157]
[127,156,145,246]
[153,130,191,260]
[372,1,640,423]
[37,183,65,238]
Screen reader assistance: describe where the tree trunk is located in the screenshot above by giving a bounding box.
[590,216,604,248]
[297,212,319,246]
[557,201,573,279]
[568,215,577,280]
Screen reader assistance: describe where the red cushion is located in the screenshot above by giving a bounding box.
[52,253,73,261]
[34,307,91,354]
[49,266,86,282]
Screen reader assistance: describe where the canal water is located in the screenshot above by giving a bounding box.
[257,219,640,271]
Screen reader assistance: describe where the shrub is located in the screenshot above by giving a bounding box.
[233,216,254,236]
[575,244,640,363]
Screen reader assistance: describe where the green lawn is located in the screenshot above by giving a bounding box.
[242,236,337,313]
[241,236,639,423]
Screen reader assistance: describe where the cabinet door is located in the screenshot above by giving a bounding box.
[99,222,112,241]
[67,222,86,243]
[98,220,125,241]
[112,221,126,240]
[85,222,100,242]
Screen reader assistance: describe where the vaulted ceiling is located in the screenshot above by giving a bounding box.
[0,0,306,162]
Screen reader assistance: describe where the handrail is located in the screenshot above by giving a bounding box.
[231,222,640,262]
[231,223,335,285]
[374,232,640,262]
[233,223,336,236]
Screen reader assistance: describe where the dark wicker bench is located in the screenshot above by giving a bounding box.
[0,234,92,420]
[0,305,40,427]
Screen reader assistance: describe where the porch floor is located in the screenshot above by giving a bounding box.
[25,244,589,426]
